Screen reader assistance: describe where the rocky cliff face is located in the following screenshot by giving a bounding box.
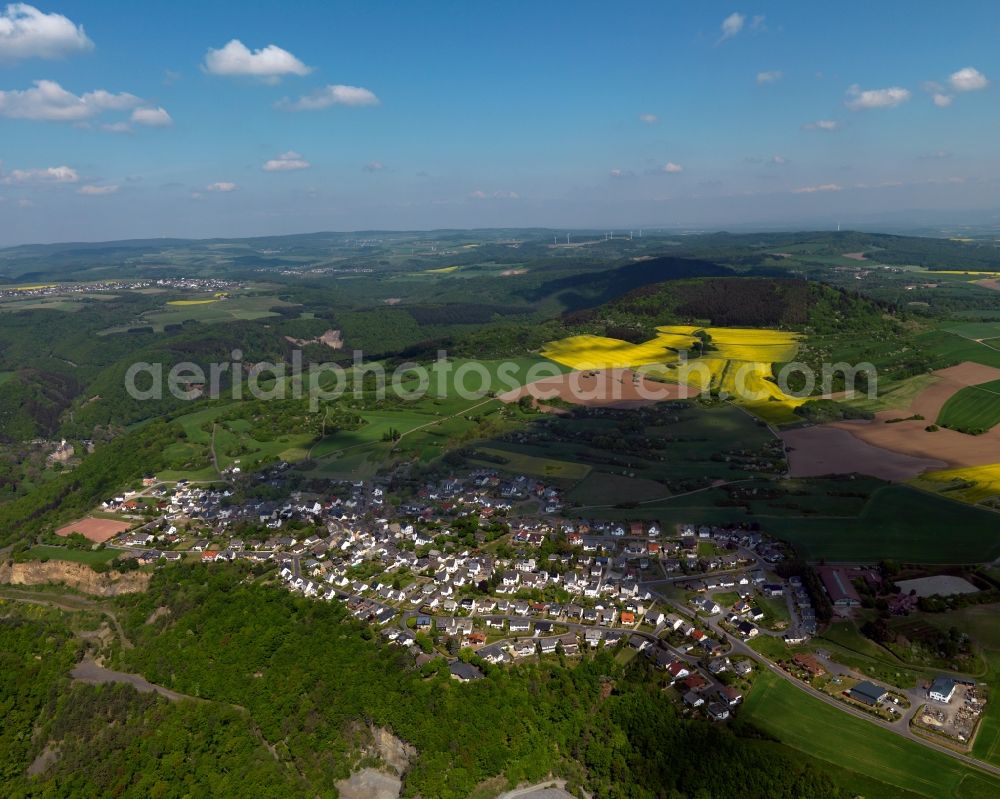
[0,560,149,596]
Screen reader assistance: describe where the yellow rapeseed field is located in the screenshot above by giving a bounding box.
[540,332,697,370]
[921,463,1000,503]
[542,324,804,421]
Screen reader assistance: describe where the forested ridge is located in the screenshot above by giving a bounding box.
[0,419,178,547]
[0,567,853,798]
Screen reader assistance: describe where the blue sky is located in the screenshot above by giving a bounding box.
[0,1,997,244]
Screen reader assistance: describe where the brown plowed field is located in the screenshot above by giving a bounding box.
[498,368,700,408]
[56,517,132,543]
[785,362,1000,477]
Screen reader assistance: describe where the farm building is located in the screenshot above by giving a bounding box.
[849,681,888,706]
[818,566,861,608]
[929,676,957,703]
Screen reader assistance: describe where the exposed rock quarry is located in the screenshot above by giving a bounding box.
[0,560,149,596]
[284,329,344,350]
[336,725,416,799]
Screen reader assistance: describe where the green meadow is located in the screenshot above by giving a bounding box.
[742,670,1000,799]
[938,378,1000,433]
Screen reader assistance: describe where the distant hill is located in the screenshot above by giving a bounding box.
[566,275,894,337]
[519,255,732,311]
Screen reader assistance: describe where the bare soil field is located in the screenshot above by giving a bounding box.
[843,252,868,261]
[973,278,1000,292]
[782,427,946,480]
[803,362,1000,471]
[56,516,132,543]
[498,368,699,408]
[905,362,1000,419]
[834,363,1000,467]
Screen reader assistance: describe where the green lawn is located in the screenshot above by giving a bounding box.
[468,446,591,480]
[916,330,1000,371]
[817,620,923,689]
[973,651,1000,767]
[98,294,299,334]
[765,486,1000,563]
[756,594,791,628]
[566,471,668,505]
[742,670,1000,799]
[16,546,121,567]
[845,373,939,414]
[942,322,1000,340]
[938,378,1000,433]
[577,482,1000,564]
[711,591,740,608]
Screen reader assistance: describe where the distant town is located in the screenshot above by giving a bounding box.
[63,463,985,746]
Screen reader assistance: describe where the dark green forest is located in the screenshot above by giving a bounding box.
[0,567,853,798]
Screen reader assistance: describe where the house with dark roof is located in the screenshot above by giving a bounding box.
[449,661,484,682]
[929,676,957,703]
[849,680,887,706]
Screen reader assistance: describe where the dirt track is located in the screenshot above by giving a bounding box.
[71,657,191,701]
[498,368,699,408]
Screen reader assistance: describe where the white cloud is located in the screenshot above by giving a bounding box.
[262,151,310,171]
[0,79,142,121]
[802,119,840,132]
[100,121,132,133]
[362,160,384,172]
[662,162,683,173]
[792,183,842,194]
[638,113,658,124]
[719,12,745,42]
[0,3,92,62]
[749,14,767,32]
[276,84,380,110]
[2,164,78,184]
[933,93,953,108]
[203,39,311,82]
[845,84,910,111]
[131,106,172,126]
[206,182,237,192]
[770,155,787,165]
[949,67,989,92]
[468,189,518,200]
[77,184,118,195]
[756,70,782,85]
